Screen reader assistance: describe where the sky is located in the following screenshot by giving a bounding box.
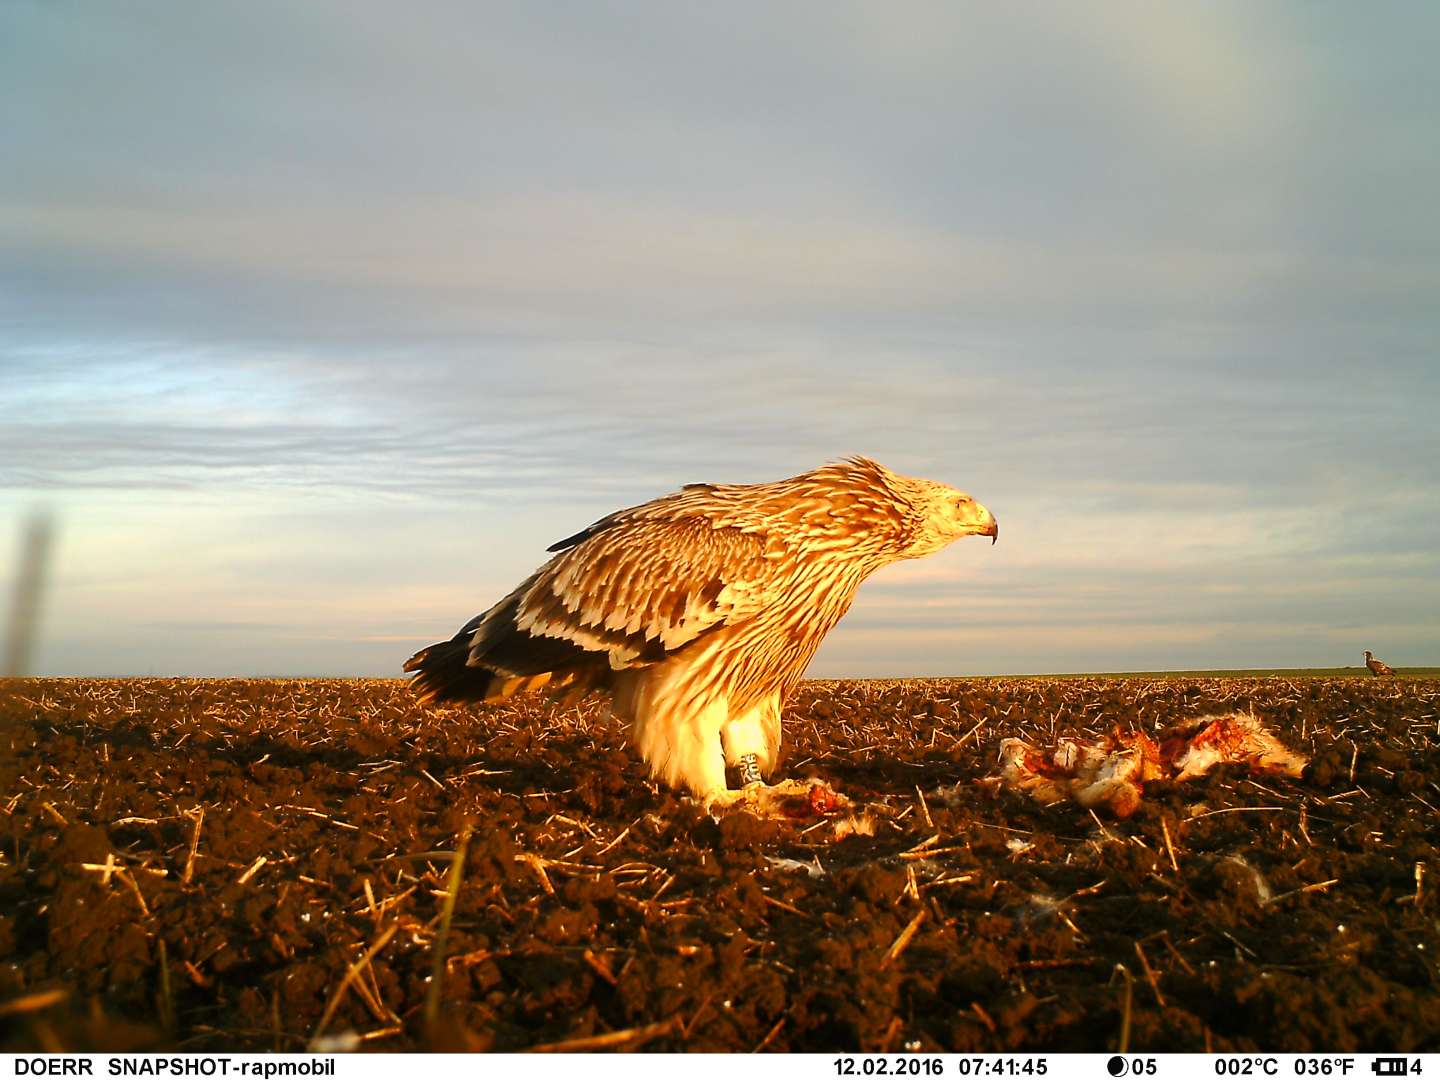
[2,1,1438,677]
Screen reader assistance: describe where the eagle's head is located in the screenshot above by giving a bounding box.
[895,474,998,559]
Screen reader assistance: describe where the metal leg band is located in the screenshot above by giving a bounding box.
[738,753,763,787]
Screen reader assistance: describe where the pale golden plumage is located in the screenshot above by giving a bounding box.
[405,457,997,806]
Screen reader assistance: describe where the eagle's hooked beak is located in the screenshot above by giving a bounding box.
[975,505,999,545]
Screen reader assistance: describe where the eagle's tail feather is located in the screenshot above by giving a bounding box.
[403,637,498,704]
[404,636,600,706]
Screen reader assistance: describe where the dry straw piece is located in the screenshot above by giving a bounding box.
[424,824,473,1032]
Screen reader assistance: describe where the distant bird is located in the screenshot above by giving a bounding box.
[405,457,997,811]
[1364,650,1395,677]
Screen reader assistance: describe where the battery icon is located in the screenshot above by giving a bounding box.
[1372,1060,1408,1076]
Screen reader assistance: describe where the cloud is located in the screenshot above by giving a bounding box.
[3,2,1437,674]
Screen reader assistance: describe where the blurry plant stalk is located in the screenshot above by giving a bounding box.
[4,509,55,677]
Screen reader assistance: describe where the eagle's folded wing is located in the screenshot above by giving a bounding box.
[471,514,784,675]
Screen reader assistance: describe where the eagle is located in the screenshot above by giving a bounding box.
[404,457,997,811]
[1364,650,1395,677]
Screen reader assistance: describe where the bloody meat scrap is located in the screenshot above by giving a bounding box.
[995,711,1309,818]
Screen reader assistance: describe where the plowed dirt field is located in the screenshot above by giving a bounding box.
[1,676,1436,1052]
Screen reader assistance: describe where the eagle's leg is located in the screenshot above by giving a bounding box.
[706,700,846,816]
[721,705,775,785]
[667,699,731,802]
